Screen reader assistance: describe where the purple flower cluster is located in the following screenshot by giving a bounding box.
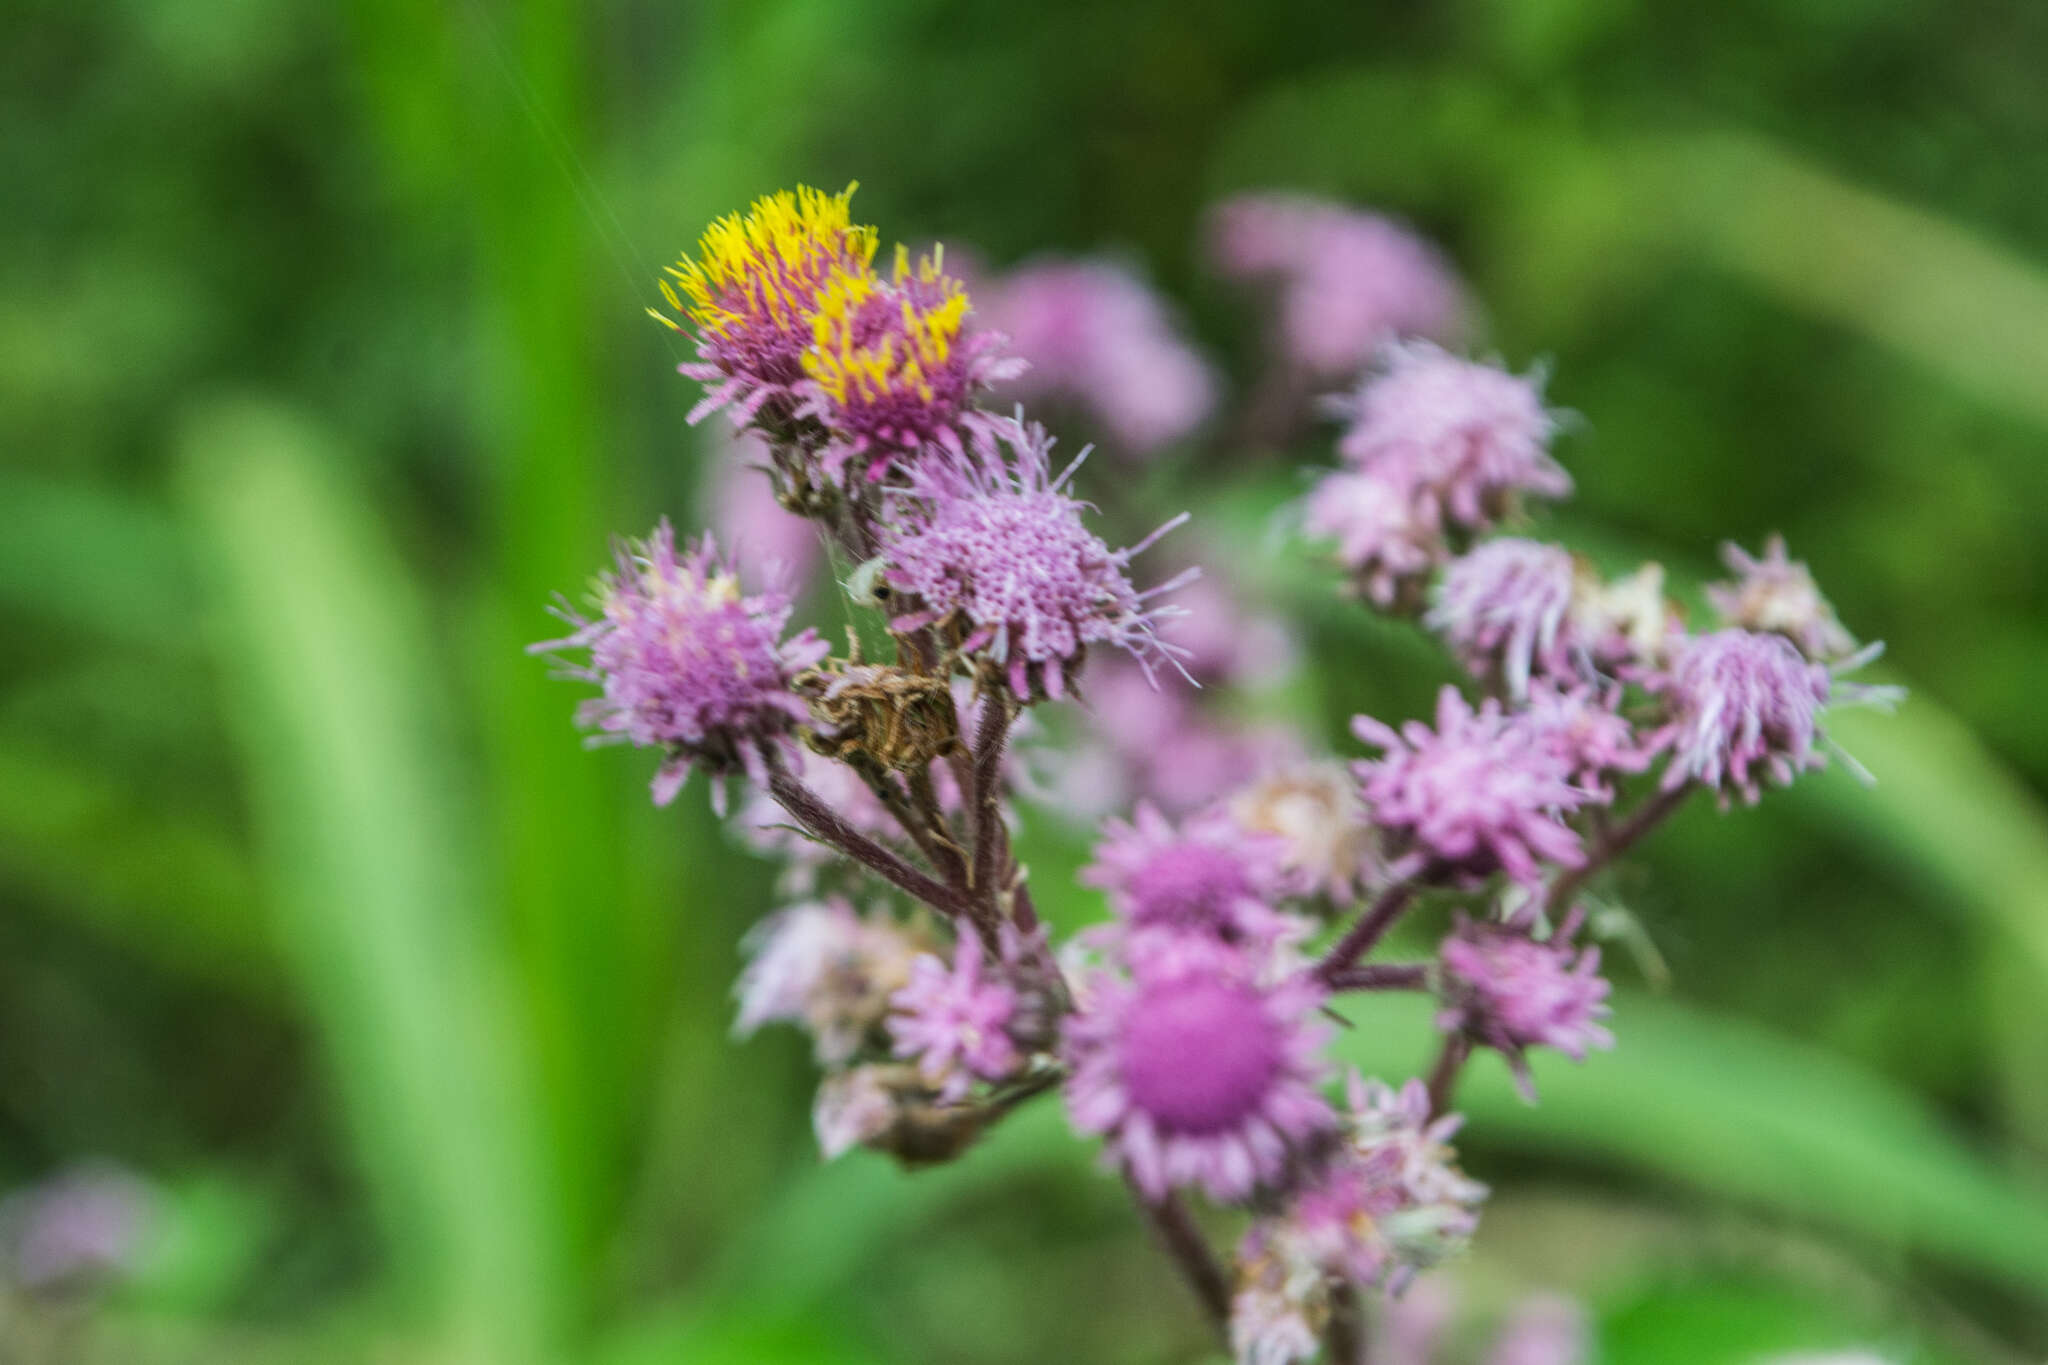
[1438,910,1613,1098]
[1307,344,1569,605]
[533,185,1898,1362]
[1353,686,1593,888]
[1209,194,1466,381]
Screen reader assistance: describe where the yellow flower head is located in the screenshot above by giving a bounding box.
[803,245,972,410]
[653,183,879,348]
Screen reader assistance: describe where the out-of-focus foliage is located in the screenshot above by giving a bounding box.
[3,0,2046,1360]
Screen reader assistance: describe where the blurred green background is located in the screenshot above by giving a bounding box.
[6,0,2048,1360]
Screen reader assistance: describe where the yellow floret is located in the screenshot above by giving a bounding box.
[649,183,879,337]
[802,250,971,408]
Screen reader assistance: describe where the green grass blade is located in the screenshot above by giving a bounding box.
[176,398,562,1363]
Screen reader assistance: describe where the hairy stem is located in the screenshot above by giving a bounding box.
[1127,1180,1231,1340]
[1324,1280,1365,1365]
[968,692,1014,911]
[1324,963,1431,994]
[1544,780,1696,916]
[1423,1032,1472,1118]
[767,765,975,920]
[1313,881,1421,986]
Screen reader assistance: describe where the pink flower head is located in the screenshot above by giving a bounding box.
[889,935,1023,1102]
[1207,194,1466,378]
[1707,535,1858,663]
[1519,683,1651,799]
[1341,1074,1487,1275]
[1428,539,1580,698]
[882,419,1194,699]
[980,256,1216,455]
[801,246,1022,485]
[1332,343,1569,530]
[1065,939,1336,1203]
[1082,802,1302,952]
[1229,762,1376,904]
[1352,686,1591,888]
[1652,628,1832,803]
[659,184,880,430]
[532,522,829,809]
[733,898,919,1065]
[1303,468,1443,608]
[1438,910,1614,1099]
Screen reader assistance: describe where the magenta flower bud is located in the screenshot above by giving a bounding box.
[1332,343,1569,530]
[1428,538,1580,698]
[1065,940,1335,1203]
[532,521,829,810]
[889,935,1024,1103]
[882,419,1193,699]
[1652,628,1833,804]
[1519,683,1651,799]
[1352,686,1591,888]
[1707,535,1858,663]
[1303,467,1443,608]
[1438,910,1614,1099]
[1340,1074,1486,1266]
[979,256,1217,456]
[1207,194,1466,379]
[1083,802,1303,952]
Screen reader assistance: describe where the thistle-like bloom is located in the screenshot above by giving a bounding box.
[733,899,920,1065]
[1302,468,1443,608]
[889,935,1022,1102]
[654,183,879,427]
[1229,761,1376,904]
[1083,802,1301,951]
[1207,194,1465,379]
[1352,686,1591,888]
[1341,1075,1487,1274]
[1652,628,1834,804]
[978,256,1216,455]
[882,420,1193,699]
[1065,940,1335,1202]
[1438,911,1613,1099]
[801,246,1021,484]
[1708,535,1858,662]
[1519,683,1650,799]
[1428,539,1580,698]
[532,522,828,809]
[1333,344,1569,530]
